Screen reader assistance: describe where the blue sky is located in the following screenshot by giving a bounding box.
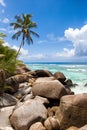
[0,0,87,62]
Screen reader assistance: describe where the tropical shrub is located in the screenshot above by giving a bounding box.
[0,33,21,94]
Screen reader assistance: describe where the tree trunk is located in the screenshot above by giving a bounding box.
[16,40,24,58]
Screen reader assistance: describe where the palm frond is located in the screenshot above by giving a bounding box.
[12,31,22,40]
[24,31,33,44]
[28,22,37,28]
[10,22,22,29]
[30,30,39,37]
[15,15,23,24]
[26,37,33,45]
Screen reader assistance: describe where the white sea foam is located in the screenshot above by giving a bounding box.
[67,68,86,72]
[71,84,87,94]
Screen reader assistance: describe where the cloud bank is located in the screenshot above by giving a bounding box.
[65,24,87,57]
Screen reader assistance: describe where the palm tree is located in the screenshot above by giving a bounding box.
[10,14,39,57]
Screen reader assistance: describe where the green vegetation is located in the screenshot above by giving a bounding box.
[0,33,19,94]
[0,34,17,76]
[10,14,39,57]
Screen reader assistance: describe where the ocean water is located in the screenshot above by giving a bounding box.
[25,62,87,94]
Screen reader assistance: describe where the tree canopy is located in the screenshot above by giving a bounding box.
[10,14,39,56]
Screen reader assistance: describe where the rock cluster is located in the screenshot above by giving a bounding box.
[0,66,87,130]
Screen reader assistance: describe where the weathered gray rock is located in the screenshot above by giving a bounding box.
[79,124,87,130]
[34,96,49,105]
[29,122,46,130]
[10,97,47,130]
[14,86,32,99]
[32,80,67,99]
[44,117,60,130]
[6,73,29,93]
[6,73,29,85]
[56,94,87,130]
[0,106,15,129]
[0,93,17,107]
[23,93,34,101]
[35,77,56,83]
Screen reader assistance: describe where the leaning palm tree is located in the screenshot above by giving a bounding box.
[10,14,39,57]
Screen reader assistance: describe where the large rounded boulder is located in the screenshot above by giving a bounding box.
[10,97,47,130]
[6,74,29,93]
[0,93,17,107]
[32,78,67,99]
[56,94,87,130]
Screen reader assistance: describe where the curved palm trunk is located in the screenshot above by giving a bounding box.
[16,36,24,58]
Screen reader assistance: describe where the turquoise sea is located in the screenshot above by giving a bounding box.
[25,62,87,94]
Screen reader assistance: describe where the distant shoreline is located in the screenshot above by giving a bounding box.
[24,62,87,65]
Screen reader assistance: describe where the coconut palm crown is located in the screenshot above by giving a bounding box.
[10,14,39,57]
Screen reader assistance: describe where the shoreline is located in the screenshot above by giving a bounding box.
[24,61,87,65]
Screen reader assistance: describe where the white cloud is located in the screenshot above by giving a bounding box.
[12,45,29,56]
[52,48,75,58]
[12,45,46,61]
[2,18,9,23]
[65,24,87,57]
[0,0,6,7]
[0,26,15,34]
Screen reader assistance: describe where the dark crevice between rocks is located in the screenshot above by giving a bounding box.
[44,98,60,108]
